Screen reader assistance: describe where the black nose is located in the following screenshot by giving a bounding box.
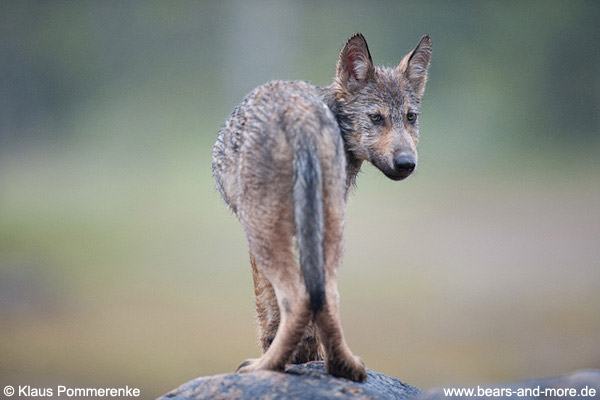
[393,154,416,175]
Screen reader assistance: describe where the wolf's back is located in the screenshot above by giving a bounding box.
[212,80,346,312]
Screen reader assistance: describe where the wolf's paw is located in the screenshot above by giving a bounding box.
[291,335,325,364]
[236,358,261,373]
[236,357,285,374]
[327,354,368,382]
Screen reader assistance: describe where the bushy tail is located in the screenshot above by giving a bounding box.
[292,137,325,314]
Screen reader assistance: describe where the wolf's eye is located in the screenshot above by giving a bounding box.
[406,112,417,123]
[369,114,384,124]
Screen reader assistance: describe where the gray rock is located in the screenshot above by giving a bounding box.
[159,363,600,400]
[158,361,421,400]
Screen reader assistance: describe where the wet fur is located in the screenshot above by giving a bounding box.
[212,33,431,382]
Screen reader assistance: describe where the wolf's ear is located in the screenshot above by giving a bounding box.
[336,33,375,92]
[398,35,431,98]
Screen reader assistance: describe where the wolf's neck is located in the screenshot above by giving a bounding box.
[318,84,363,191]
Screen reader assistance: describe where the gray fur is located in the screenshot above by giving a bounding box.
[211,34,431,382]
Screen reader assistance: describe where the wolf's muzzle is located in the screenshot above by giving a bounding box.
[390,154,416,180]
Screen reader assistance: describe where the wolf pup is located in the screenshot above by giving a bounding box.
[212,33,431,382]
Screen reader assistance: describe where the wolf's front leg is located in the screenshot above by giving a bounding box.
[250,252,280,353]
[291,322,324,363]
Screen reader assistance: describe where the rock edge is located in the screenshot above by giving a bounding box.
[158,361,421,400]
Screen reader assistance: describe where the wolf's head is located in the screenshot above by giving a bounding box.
[332,33,431,181]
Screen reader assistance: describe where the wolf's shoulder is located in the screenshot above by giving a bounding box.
[243,80,321,103]
[238,80,333,123]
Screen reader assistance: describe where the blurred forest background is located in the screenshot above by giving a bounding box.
[1,1,599,398]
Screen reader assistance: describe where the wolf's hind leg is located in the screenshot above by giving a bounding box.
[252,252,324,363]
[316,201,368,382]
[237,217,312,373]
[316,284,367,381]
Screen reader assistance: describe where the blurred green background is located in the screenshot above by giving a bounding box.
[1,1,599,398]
